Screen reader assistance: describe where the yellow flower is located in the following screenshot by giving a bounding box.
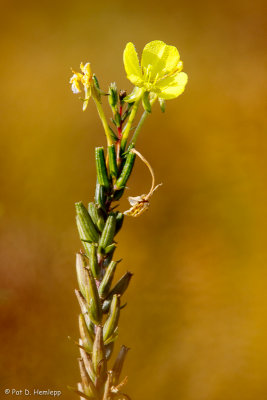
[70,62,93,110]
[123,40,188,101]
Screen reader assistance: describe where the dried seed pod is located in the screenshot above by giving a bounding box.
[108,272,133,300]
[112,345,130,386]
[76,253,87,299]
[98,261,117,299]
[78,358,98,399]
[76,202,99,243]
[92,326,107,377]
[79,314,94,353]
[79,341,96,384]
[75,290,95,336]
[105,342,114,360]
[102,272,133,313]
[84,269,102,325]
[103,295,120,342]
[95,147,110,188]
[77,382,85,400]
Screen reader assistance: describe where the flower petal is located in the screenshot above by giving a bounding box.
[141,40,180,80]
[123,42,143,86]
[157,72,188,100]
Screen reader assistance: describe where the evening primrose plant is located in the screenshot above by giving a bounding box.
[69,40,187,399]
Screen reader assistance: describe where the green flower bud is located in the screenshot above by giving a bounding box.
[95,181,106,210]
[114,151,136,190]
[108,145,118,179]
[95,147,110,189]
[98,214,116,254]
[108,82,118,109]
[76,202,99,244]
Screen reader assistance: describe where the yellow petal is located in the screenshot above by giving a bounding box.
[123,42,143,86]
[157,72,188,100]
[141,40,180,80]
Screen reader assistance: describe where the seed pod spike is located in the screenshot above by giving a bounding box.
[79,314,94,353]
[103,295,120,342]
[112,345,130,386]
[92,326,107,377]
[78,358,98,399]
[84,268,102,325]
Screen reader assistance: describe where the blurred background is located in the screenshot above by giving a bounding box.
[0,0,267,399]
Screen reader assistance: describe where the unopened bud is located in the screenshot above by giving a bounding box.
[98,214,116,254]
[108,82,118,109]
[76,202,99,243]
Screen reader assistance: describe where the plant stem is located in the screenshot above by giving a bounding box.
[129,95,157,148]
[93,97,113,146]
[120,97,141,151]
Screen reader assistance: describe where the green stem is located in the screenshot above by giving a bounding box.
[93,97,113,146]
[120,97,141,151]
[129,95,157,148]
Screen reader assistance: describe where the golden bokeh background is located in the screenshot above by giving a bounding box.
[1,0,267,399]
